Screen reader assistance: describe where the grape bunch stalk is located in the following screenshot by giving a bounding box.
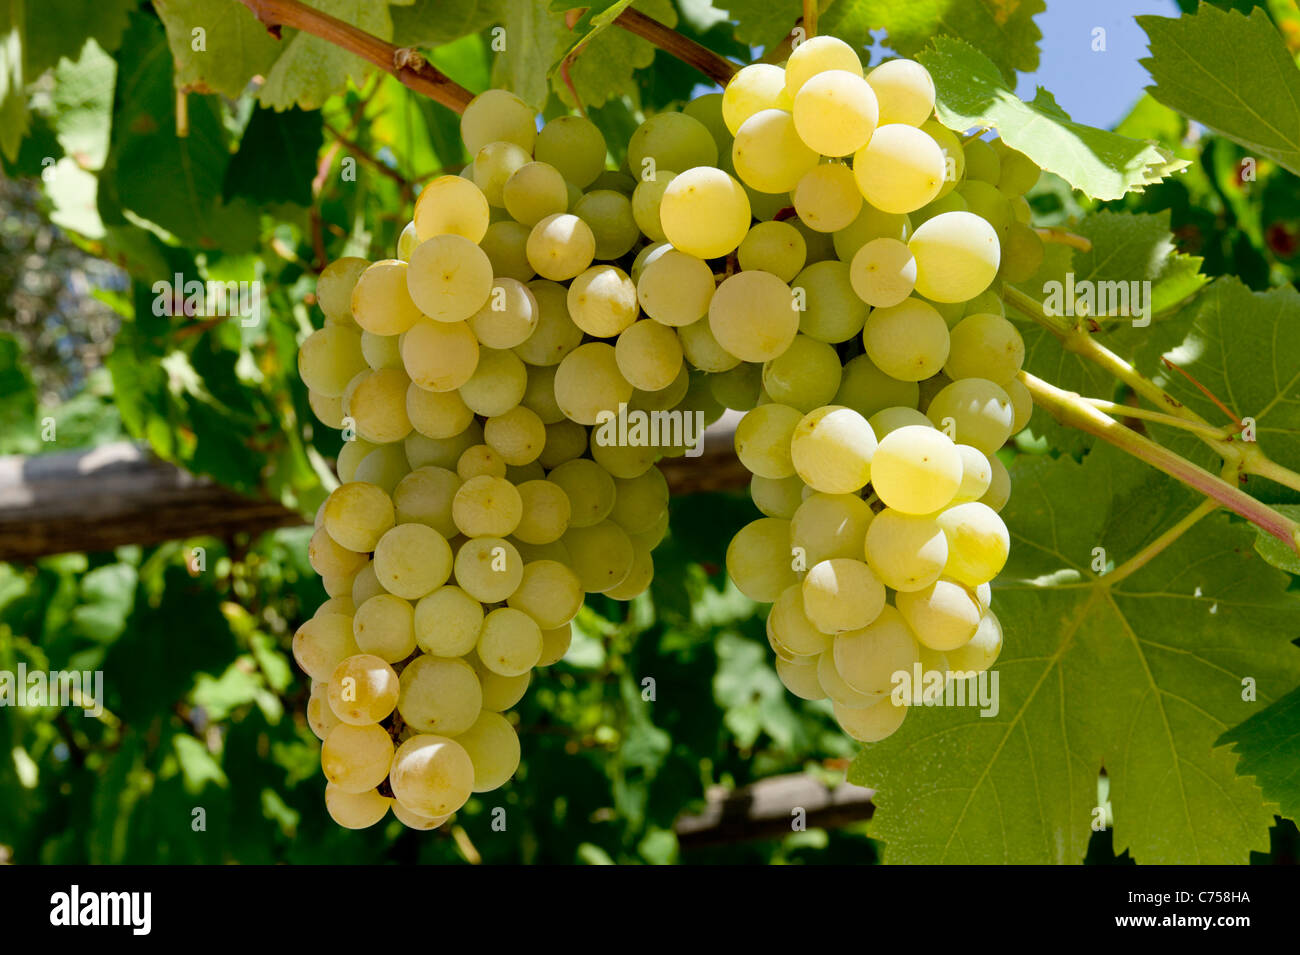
[294,33,1039,829]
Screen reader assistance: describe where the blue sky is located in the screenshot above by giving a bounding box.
[1013,0,1180,129]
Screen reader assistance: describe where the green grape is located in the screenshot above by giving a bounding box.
[791,492,874,565]
[791,260,870,343]
[507,461,545,485]
[935,501,1009,586]
[484,406,546,466]
[956,180,1012,239]
[910,190,969,228]
[393,466,460,537]
[925,377,1015,454]
[374,523,453,599]
[722,63,793,135]
[866,58,935,127]
[636,248,716,327]
[710,361,764,410]
[895,578,982,651]
[605,544,654,600]
[630,240,670,283]
[750,474,805,518]
[414,585,483,657]
[732,109,819,193]
[998,221,1045,282]
[853,124,945,214]
[659,167,752,259]
[1005,376,1032,433]
[323,481,395,553]
[590,438,658,480]
[776,656,826,701]
[454,536,523,603]
[308,681,342,740]
[526,213,596,281]
[293,613,361,682]
[460,346,527,417]
[407,236,494,323]
[336,437,376,483]
[964,286,1005,318]
[473,657,531,711]
[457,444,508,481]
[682,92,730,152]
[299,326,368,398]
[353,594,416,663]
[452,475,523,538]
[535,114,607,188]
[389,801,447,831]
[917,370,954,410]
[849,237,917,308]
[630,508,671,551]
[803,558,886,633]
[834,355,919,420]
[833,605,919,701]
[631,364,691,412]
[572,189,640,259]
[678,318,741,373]
[952,444,993,502]
[608,468,669,535]
[734,402,802,479]
[993,139,1041,195]
[870,424,963,514]
[326,653,399,725]
[321,723,394,794]
[762,334,842,412]
[461,88,537,154]
[564,521,635,594]
[507,559,584,628]
[360,332,401,373]
[770,585,833,656]
[862,297,950,381]
[413,174,491,243]
[502,161,569,226]
[567,265,638,338]
[832,201,911,261]
[1010,195,1032,224]
[627,112,718,180]
[590,170,636,195]
[909,211,1001,303]
[792,69,878,157]
[476,607,543,676]
[834,696,908,742]
[818,649,880,708]
[784,35,862,96]
[537,622,573,667]
[945,313,1025,383]
[547,458,616,527]
[538,419,589,469]
[308,389,344,429]
[963,137,1000,184]
[864,508,948,592]
[631,169,677,242]
[479,220,535,282]
[737,220,806,281]
[390,734,474,818]
[456,712,521,793]
[468,277,539,350]
[317,257,369,324]
[515,280,584,366]
[554,342,633,426]
[513,479,572,544]
[726,518,799,602]
[708,271,799,362]
[472,140,531,206]
[920,119,965,198]
[791,405,877,494]
[520,364,565,424]
[398,655,481,735]
[616,319,684,391]
[347,368,414,444]
[792,161,863,233]
[946,608,1002,675]
[351,562,384,606]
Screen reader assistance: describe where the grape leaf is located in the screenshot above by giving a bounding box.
[849,443,1300,863]
[1139,4,1300,177]
[49,38,115,170]
[223,107,323,207]
[1144,277,1300,486]
[23,0,134,76]
[1,0,26,162]
[845,0,1045,80]
[716,0,800,54]
[1218,685,1300,819]
[920,37,1188,201]
[391,0,505,48]
[551,0,681,109]
[490,0,568,108]
[153,0,282,100]
[1253,505,1300,573]
[259,0,395,111]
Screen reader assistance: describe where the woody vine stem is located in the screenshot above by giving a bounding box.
[233,0,1300,555]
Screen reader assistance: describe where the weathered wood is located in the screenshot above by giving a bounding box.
[0,416,747,561]
[675,773,875,849]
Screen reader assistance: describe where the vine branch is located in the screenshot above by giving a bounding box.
[612,8,739,85]
[236,0,475,113]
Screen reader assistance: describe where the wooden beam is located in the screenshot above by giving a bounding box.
[675,773,875,849]
[0,417,746,561]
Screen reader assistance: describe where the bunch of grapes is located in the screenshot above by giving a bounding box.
[294,33,1039,829]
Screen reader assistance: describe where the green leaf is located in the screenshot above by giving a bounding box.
[552,0,680,109]
[224,107,323,207]
[717,0,800,54]
[490,0,568,108]
[259,1,394,110]
[0,333,38,454]
[49,38,115,169]
[846,0,1045,80]
[919,37,1188,201]
[391,0,505,48]
[1218,686,1300,819]
[0,0,27,163]
[1254,505,1300,573]
[1139,4,1300,177]
[23,0,134,77]
[849,444,1300,863]
[153,0,282,101]
[1146,278,1300,483]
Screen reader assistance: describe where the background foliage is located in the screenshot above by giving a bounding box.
[1,0,1298,864]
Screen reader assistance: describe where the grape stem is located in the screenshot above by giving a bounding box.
[802,0,818,38]
[1020,371,1300,553]
[1081,397,1236,440]
[612,8,739,84]
[1103,499,1218,584]
[236,0,475,113]
[1034,227,1092,252]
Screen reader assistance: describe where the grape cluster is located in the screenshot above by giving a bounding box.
[295,35,1039,829]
